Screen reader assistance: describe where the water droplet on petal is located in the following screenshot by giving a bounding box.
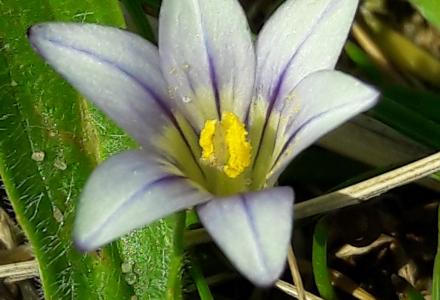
[167,86,177,99]
[182,63,190,70]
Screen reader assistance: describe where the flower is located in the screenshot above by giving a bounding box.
[27,0,379,287]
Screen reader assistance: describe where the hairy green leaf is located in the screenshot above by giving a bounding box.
[0,0,181,299]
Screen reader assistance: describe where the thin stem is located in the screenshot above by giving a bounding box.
[189,253,214,300]
[312,217,337,300]
[166,211,186,300]
[288,246,306,300]
[275,280,324,300]
[295,152,440,220]
[351,22,405,84]
[0,260,39,280]
[329,269,376,300]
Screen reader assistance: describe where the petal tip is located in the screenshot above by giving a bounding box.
[26,25,38,46]
[73,235,94,253]
[26,23,47,52]
[26,23,45,39]
[364,84,381,110]
[249,268,285,288]
[72,221,99,252]
[26,26,33,38]
[198,187,293,287]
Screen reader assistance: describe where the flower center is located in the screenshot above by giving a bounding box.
[199,112,251,178]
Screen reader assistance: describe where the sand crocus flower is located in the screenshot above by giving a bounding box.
[28,0,378,286]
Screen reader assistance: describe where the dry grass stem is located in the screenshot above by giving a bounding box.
[351,22,405,83]
[318,115,431,169]
[4,273,38,284]
[287,246,306,300]
[295,152,440,220]
[336,234,394,260]
[330,269,376,300]
[275,280,323,300]
[0,260,39,280]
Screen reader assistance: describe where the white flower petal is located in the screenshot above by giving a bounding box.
[255,0,358,110]
[270,70,379,180]
[74,150,211,251]
[28,23,174,148]
[197,187,294,286]
[159,0,255,129]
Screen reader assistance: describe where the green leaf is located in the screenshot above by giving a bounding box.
[189,252,214,300]
[0,1,132,299]
[312,217,337,300]
[364,16,440,86]
[121,0,156,42]
[0,0,182,299]
[409,0,440,31]
[370,97,440,149]
[404,285,425,300]
[345,42,440,150]
[142,0,162,11]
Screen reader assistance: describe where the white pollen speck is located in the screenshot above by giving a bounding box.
[182,96,192,103]
[31,151,45,162]
[169,67,177,75]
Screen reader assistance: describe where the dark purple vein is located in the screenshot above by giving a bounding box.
[37,36,206,179]
[251,0,335,169]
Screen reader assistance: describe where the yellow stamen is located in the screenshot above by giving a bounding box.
[199,119,217,163]
[199,112,251,178]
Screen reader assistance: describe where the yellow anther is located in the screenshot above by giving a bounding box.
[199,119,217,162]
[199,112,251,178]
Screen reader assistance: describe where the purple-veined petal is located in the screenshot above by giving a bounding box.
[27,23,173,148]
[197,187,294,286]
[269,70,379,181]
[255,0,358,110]
[159,0,255,130]
[74,150,211,251]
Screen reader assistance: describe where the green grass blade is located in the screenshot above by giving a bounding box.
[370,97,440,149]
[312,217,337,300]
[122,0,156,42]
[189,252,214,300]
[408,0,440,30]
[405,285,425,300]
[345,42,440,150]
